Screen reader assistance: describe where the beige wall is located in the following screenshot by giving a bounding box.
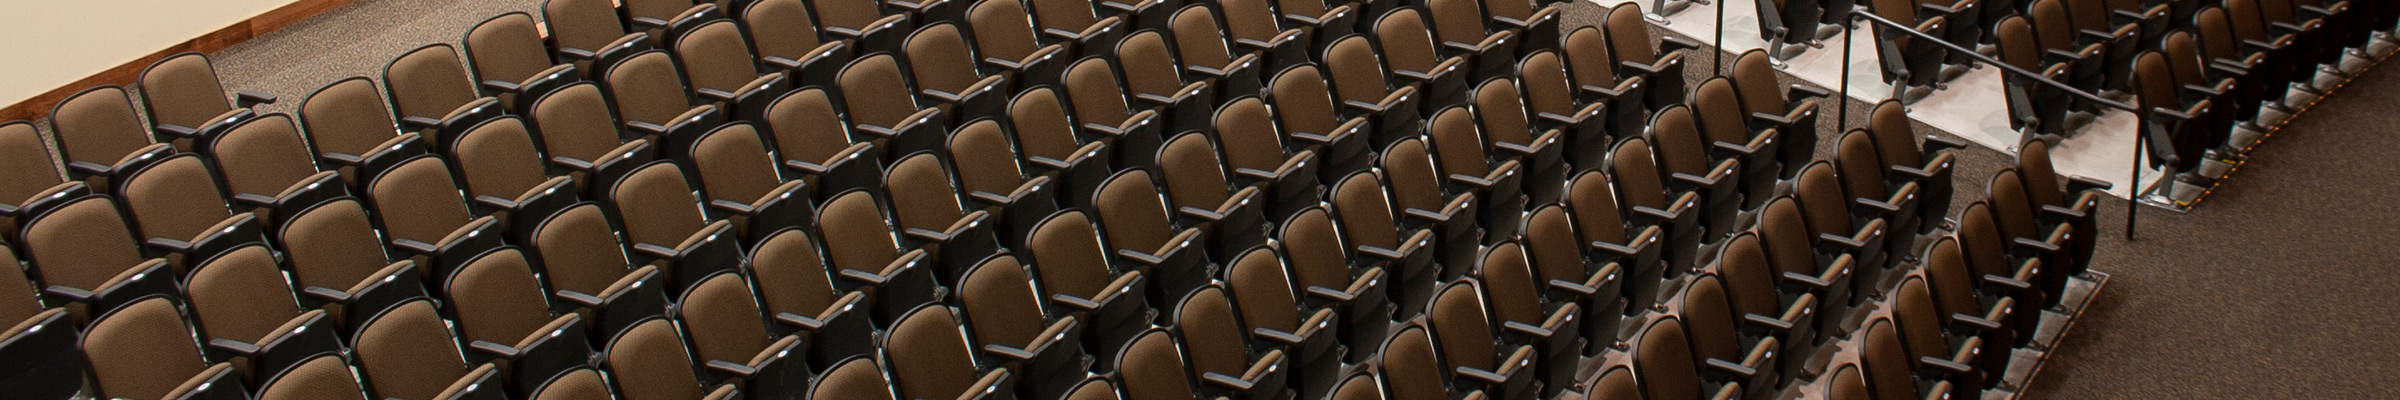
[0,0,302,107]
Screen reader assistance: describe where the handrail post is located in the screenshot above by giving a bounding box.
[1713,0,1726,75]
[1837,6,1852,134]
[2128,110,2144,240]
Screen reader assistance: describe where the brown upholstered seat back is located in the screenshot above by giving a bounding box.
[820,190,904,274]
[1116,31,1189,100]
[1225,247,1302,333]
[674,21,765,95]
[814,357,900,400]
[1567,170,1631,246]
[546,0,634,55]
[1169,6,1236,69]
[1633,317,1703,400]
[1118,329,1198,400]
[744,0,831,61]
[1031,211,1113,298]
[840,54,926,130]
[1379,327,1449,399]
[1563,27,1621,88]
[121,155,234,243]
[1063,57,1135,124]
[50,86,156,168]
[137,53,233,132]
[83,297,211,400]
[679,272,773,365]
[452,118,549,200]
[258,354,369,400]
[26,197,149,291]
[1380,138,1446,213]
[960,255,1047,348]
[690,123,782,204]
[887,305,979,399]
[603,51,696,126]
[749,229,840,319]
[1269,65,1341,137]
[1175,287,1251,379]
[605,318,708,400]
[1009,87,1085,162]
[385,44,481,122]
[1330,172,1401,250]
[1478,243,1545,328]
[1158,133,1233,211]
[1278,208,1352,293]
[1428,281,1498,371]
[886,153,969,233]
[1680,275,1743,364]
[1213,98,1289,173]
[1096,170,1174,255]
[907,23,988,95]
[183,246,304,345]
[968,0,1043,61]
[281,199,394,290]
[948,119,1031,196]
[465,13,556,87]
[1325,36,1393,105]
[367,157,475,244]
[1375,10,1443,76]
[355,300,473,400]
[444,248,556,347]
[532,204,635,296]
[765,88,854,164]
[1608,137,1670,209]
[530,83,630,163]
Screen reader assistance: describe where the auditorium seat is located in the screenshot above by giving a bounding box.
[1514,50,1613,168]
[522,204,671,346]
[1209,97,1322,222]
[841,54,952,161]
[1270,0,1360,50]
[1169,286,1293,400]
[670,20,793,122]
[739,0,852,89]
[1630,316,1743,400]
[812,0,917,55]
[439,247,596,397]
[743,228,875,367]
[1155,133,1270,263]
[352,298,508,400]
[602,162,741,294]
[1602,3,1699,108]
[1682,273,1785,399]
[383,44,507,149]
[1093,169,1216,307]
[603,318,743,400]
[1521,204,1625,354]
[2027,0,2110,108]
[2193,6,2287,137]
[1889,277,1987,398]
[2013,140,2105,278]
[887,304,1019,400]
[1711,233,1822,388]
[17,196,177,321]
[1564,170,1668,314]
[360,156,506,278]
[1321,40,1424,148]
[1474,242,1584,397]
[1682,79,1778,215]
[1756,197,1859,339]
[967,0,1073,89]
[1220,247,1343,398]
[681,123,814,246]
[1379,326,1491,399]
[946,119,1062,250]
[1062,56,1171,168]
[115,154,261,270]
[47,86,175,189]
[906,23,1014,122]
[1266,64,1373,182]
[1026,211,1154,367]
[1731,50,1828,179]
[1114,328,1211,400]
[1911,0,1984,68]
[134,52,273,151]
[884,152,1004,283]
[1029,0,1131,53]
[0,245,83,399]
[1169,5,1267,100]
[1115,31,1217,133]
[80,296,248,400]
[1468,78,1565,207]
[1918,237,2021,387]
[1373,8,1469,113]
[1855,317,1961,400]
[179,245,341,381]
[1274,207,1393,362]
[602,50,726,158]
[1867,100,1964,237]
[1214,0,1313,72]
[1327,171,1439,317]
[622,0,724,48]
[254,353,369,400]
[463,12,580,112]
[761,88,883,201]
[1008,87,1116,205]
[1561,26,1653,145]
[1867,0,1952,104]
[817,189,943,324]
[1479,0,1561,52]
[1586,366,1638,399]
[814,356,902,400]
[1993,15,2079,140]
[1832,129,1925,255]
[447,117,579,235]
[1425,279,1539,399]
[543,0,655,73]
[1426,0,1519,80]
[1377,137,1483,273]
[1618,125,1724,262]
[673,271,810,399]
[525,83,657,196]
[275,198,428,329]
[0,122,83,235]
[1984,169,2078,308]
[957,254,1093,400]
[301,78,430,190]
[1952,202,2046,349]
[1423,106,1529,244]
[1790,161,1893,275]
[1755,0,1825,60]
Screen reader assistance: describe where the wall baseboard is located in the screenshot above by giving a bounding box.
[0,0,357,122]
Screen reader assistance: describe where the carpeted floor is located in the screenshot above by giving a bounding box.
[30,0,2399,396]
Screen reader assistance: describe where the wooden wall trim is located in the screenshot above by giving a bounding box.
[0,0,357,122]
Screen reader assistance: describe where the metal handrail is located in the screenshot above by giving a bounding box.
[1833,9,2174,240]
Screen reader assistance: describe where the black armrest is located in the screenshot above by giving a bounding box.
[836,252,925,286]
[1501,320,1556,339]
[300,285,355,303]
[391,238,441,256]
[1741,313,1796,333]
[468,340,524,359]
[1916,355,1973,376]
[705,360,760,378]
[1050,271,1143,312]
[205,338,261,362]
[2009,237,2060,253]
[2039,204,2086,219]
[1780,270,1833,290]
[1704,358,1759,380]
[235,91,277,107]
[1949,312,2004,332]
[144,237,198,254]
